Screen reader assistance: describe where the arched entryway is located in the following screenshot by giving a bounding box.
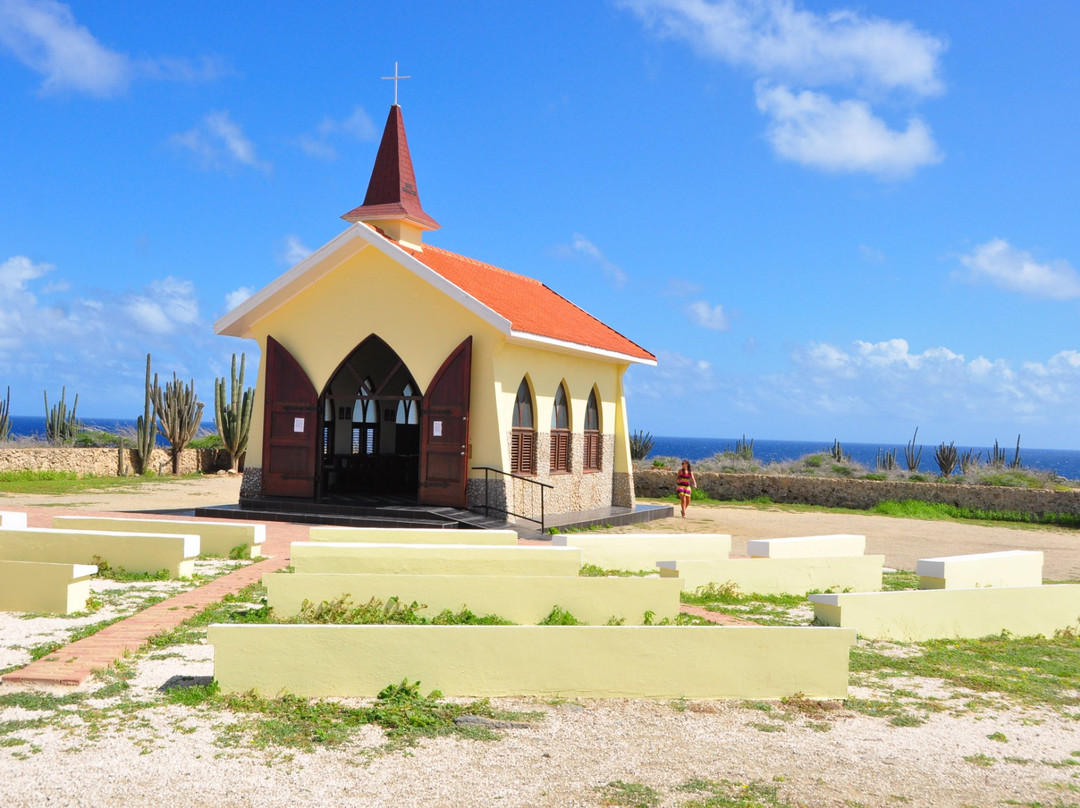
[320,335,422,498]
[261,335,472,506]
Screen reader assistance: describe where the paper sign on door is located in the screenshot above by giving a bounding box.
[293,417,305,433]
[433,420,443,437]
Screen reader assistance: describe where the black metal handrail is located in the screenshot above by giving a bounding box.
[472,466,554,533]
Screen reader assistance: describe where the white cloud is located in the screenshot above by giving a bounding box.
[0,0,129,96]
[957,238,1080,300]
[299,106,377,160]
[281,235,312,265]
[564,234,629,288]
[0,0,222,97]
[122,277,199,335]
[755,83,942,178]
[171,111,270,172]
[622,0,946,179]
[225,287,254,311]
[622,0,945,95]
[686,299,730,331]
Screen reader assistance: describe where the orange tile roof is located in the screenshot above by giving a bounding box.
[399,241,655,362]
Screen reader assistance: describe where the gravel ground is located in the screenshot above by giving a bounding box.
[1,477,1079,807]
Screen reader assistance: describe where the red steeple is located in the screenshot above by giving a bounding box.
[341,105,440,233]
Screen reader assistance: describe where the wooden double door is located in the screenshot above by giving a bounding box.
[261,335,472,507]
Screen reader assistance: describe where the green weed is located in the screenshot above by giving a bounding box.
[596,780,661,807]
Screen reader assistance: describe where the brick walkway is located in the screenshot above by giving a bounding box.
[0,508,743,687]
[1,509,310,688]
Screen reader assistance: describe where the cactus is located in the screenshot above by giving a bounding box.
[959,448,981,474]
[934,441,958,477]
[629,429,655,461]
[132,354,156,475]
[904,427,922,472]
[152,372,204,475]
[0,385,10,442]
[826,439,849,463]
[214,352,254,472]
[44,387,80,445]
[875,448,897,471]
[1010,434,1022,469]
[988,439,1006,468]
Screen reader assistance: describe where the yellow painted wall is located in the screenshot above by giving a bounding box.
[746,534,866,559]
[208,624,856,699]
[658,555,885,596]
[263,572,682,624]
[809,584,1080,641]
[308,526,518,545]
[0,560,96,614]
[915,550,1043,590]
[551,533,732,571]
[291,542,583,576]
[0,511,27,529]
[0,527,198,579]
[52,516,265,558]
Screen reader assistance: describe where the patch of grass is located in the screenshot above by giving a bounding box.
[851,630,1080,713]
[91,556,171,582]
[0,470,201,495]
[869,499,1080,528]
[206,679,538,752]
[681,583,809,626]
[963,752,995,767]
[676,777,799,807]
[596,780,662,807]
[882,569,921,591]
[579,563,655,578]
[539,605,584,625]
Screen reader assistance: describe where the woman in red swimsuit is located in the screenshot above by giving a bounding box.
[676,459,696,518]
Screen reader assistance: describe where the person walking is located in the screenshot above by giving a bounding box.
[676,459,696,518]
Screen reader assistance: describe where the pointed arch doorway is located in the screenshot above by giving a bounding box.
[320,335,423,499]
[260,335,472,507]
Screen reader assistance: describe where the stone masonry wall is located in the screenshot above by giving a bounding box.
[634,468,1080,517]
[0,447,232,477]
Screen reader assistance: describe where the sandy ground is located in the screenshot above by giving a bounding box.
[2,477,1080,807]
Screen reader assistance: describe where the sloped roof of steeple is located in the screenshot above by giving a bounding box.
[341,105,440,231]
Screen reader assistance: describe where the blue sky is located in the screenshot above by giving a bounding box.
[1,1,1079,450]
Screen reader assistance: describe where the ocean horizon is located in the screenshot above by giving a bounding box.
[649,435,1080,480]
[6,417,1080,480]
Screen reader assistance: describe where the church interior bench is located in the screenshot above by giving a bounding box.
[0,560,98,614]
[916,550,1044,590]
[746,534,866,559]
[0,511,28,529]
[263,571,682,625]
[291,542,583,576]
[52,516,265,558]
[208,623,856,699]
[657,555,884,596]
[0,527,198,579]
[308,526,518,545]
[809,584,1080,641]
[550,533,732,572]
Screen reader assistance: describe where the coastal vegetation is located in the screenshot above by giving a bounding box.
[0,352,253,475]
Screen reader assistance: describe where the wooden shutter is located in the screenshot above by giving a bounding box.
[584,430,600,471]
[550,429,570,473]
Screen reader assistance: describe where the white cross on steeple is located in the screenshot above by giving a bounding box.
[381,62,411,106]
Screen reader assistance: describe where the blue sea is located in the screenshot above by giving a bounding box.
[6,416,217,448]
[8,416,1080,480]
[647,435,1080,481]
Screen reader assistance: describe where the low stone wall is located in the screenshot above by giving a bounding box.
[0,447,232,477]
[634,468,1080,517]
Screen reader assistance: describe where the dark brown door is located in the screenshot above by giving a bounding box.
[262,335,318,498]
[418,337,472,507]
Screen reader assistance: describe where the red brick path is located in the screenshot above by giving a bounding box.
[1,509,309,688]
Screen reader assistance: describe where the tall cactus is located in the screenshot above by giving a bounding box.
[152,372,204,475]
[0,386,11,443]
[132,354,156,474]
[214,353,254,472]
[44,387,80,445]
